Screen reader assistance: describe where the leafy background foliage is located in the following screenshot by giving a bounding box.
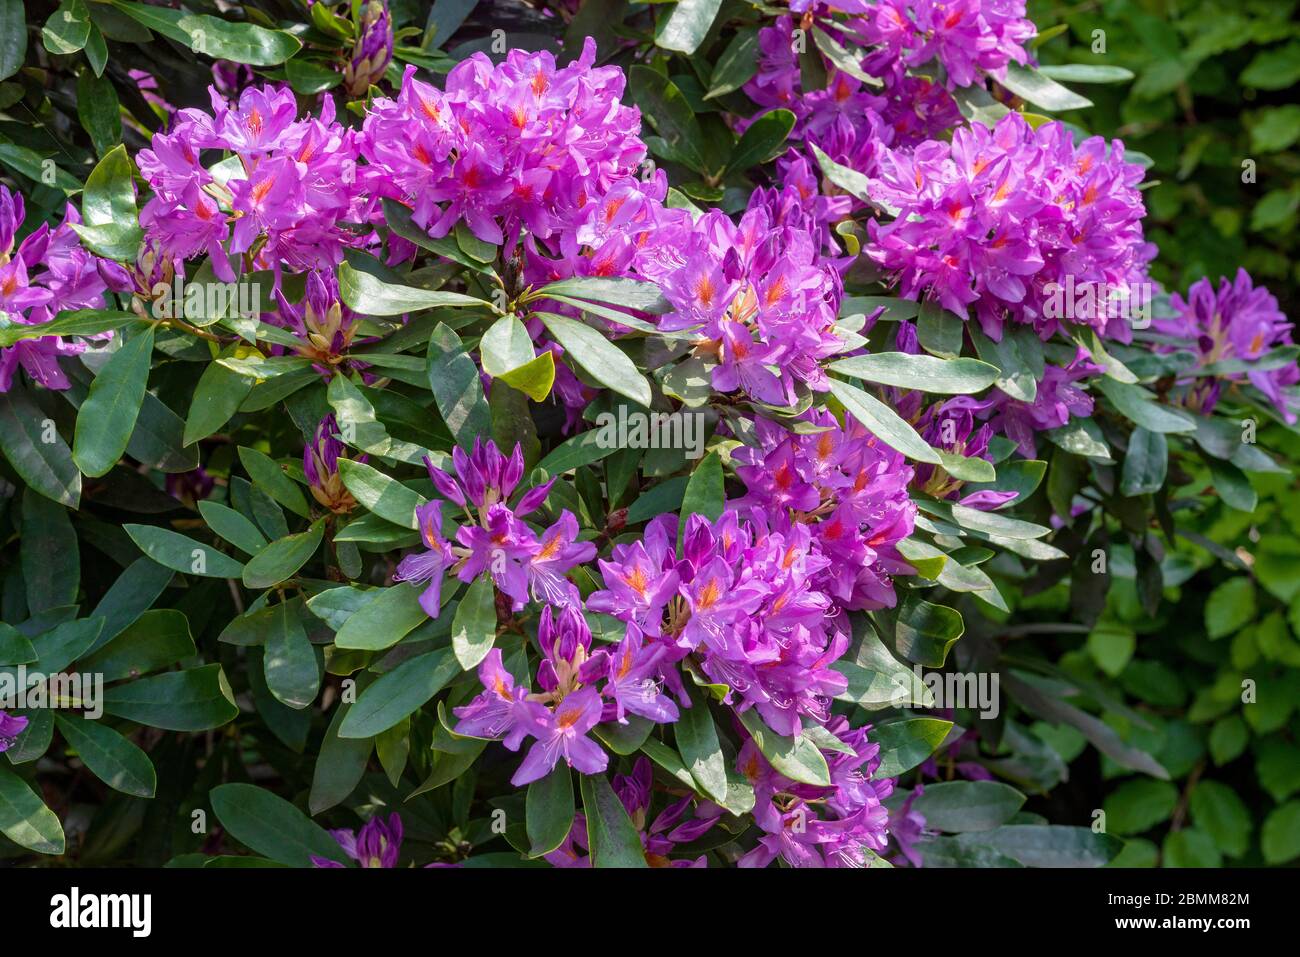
[0,0,1296,867]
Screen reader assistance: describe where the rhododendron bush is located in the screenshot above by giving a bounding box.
[0,0,1296,872]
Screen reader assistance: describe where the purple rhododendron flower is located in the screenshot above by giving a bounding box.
[1155,268,1298,423]
[867,113,1155,343]
[0,710,29,752]
[344,0,394,97]
[0,186,117,392]
[304,414,362,514]
[737,716,896,868]
[312,812,403,868]
[394,499,457,617]
[137,84,364,281]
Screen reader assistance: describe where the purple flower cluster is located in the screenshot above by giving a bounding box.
[1156,268,1298,423]
[137,85,364,281]
[0,186,118,392]
[738,715,895,867]
[858,0,1036,88]
[731,410,917,612]
[360,38,645,248]
[589,509,855,738]
[452,606,679,787]
[867,113,1155,342]
[394,439,592,617]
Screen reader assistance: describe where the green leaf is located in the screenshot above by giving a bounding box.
[0,623,36,666]
[728,108,795,174]
[1036,64,1134,84]
[705,27,758,99]
[53,714,155,798]
[911,780,1025,832]
[829,353,998,394]
[535,312,653,407]
[338,459,426,529]
[427,323,493,451]
[210,783,348,867]
[1086,623,1135,677]
[498,351,555,403]
[811,25,880,86]
[111,1,302,65]
[0,386,81,507]
[338,260,487,316]
[981,825,1120,867]
[479,314,536,378]
[334,584,428,651]
[452,576,497,671]
[242,522,324,590]
[1104,778,1180,834]
[238,446,311,518]
[536,430,618,477]
[737,710,832,786]
[198,501,268,556]
[124,523,244,578]
[1262,801,1300,864]
[1188,780,1251,858]
[72,328,154,477]
[829,379,941,464]
[0,309,137,349]
[811,143,894,214]
[263,601,319,710]
[579,773,647,868]
[656,0,723,54]
[1047,418,1112,460]
[677,683,727,803]
[1205,577,1255,639]
[970,326,1041,402]
[960,458,1044,506]
[0,0,27,82]
[0,765,64,855]
[526,765,575,858]
[1209,715,1248,766]
[998,63,1092,111]
[1162,828,1221,868]
[627,475,688,524]
[1205,455,1256,513]
[75,68,121,157]
[42,0,90,55]
[69,144,141,259]
[285,56,343,95]
[1241,42,1300,90]
[1095,378,1197,433]
[916,299,964,359]
[185,358,253,446]
[102,664,238,731]
[872,718,953,777]
[628,66,707,173]
[1120,427,1167,496]
[338,647,461,738]
[532,277,670,316]
[678,450,724,530]
[309,698,372,814]
[21,489,78,613]
[893,594,965,668]
[80,609,194,682]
